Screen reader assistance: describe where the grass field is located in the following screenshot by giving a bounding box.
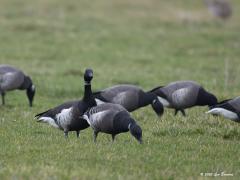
[0,0,240,179]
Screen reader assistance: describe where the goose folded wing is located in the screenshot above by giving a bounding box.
[0,72,25,91]
[171,87,198,108]
[112,91,139,110]
[35,101,78,119]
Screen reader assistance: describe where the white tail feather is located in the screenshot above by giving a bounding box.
[206,108,238,120]
[38,117,59,128]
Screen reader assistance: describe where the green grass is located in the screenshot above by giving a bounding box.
[0,0,240,179]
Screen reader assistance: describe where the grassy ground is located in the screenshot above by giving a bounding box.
[0,0,240,179]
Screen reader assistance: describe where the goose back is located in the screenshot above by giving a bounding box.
[93,85,144,111]
[0,65,25,91]
[227,97,240,111]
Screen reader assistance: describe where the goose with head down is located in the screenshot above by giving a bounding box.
[150,81,218,116]
[93,84,164,117]
[83,103,142,144]
[0,64,35,107]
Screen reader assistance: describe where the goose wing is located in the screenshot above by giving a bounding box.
[0,71,25,91]
[171,86,199,109]
[84,103,126,132]
[159,81,197,98]
[0,65,21,73]
[35,101,78,119]
[94,85,141,111]
[35,101,79,129]
[228,97,240,112]
[112,91,139,111]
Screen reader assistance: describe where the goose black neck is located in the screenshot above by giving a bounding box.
[144,92,157,105]
[19,76,33,90]
[83,81,92,102]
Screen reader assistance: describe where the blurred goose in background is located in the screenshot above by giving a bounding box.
[150,81,218,116]
[207,97,240,122]
[93,84,164,117]
[204,0,232,20]
[0,64,35,107]
[35,69,96,138]
[83,103,142,144]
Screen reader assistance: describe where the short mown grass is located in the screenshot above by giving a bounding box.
[0,0,240,179]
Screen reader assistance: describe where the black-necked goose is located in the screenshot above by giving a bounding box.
[204,0,232,20]
[35,69,96,138]
[0,64,35,106]
[150,81,218,116]
[93,84,164,117]
[207,97,240,122]
[83,103,142,144]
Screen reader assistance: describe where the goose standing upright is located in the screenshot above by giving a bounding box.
[150,81,218,116]
[83,103,142,144]
[35,69,96,138]
[207,97,240,122]
[93,84,164,117]
[0,64,35,106]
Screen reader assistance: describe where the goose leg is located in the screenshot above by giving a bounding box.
[1,92,5,105]
[180,109,186,116]
[64,131,68,138]
[76,131,80,138]
[93,131,98,143]
[174,109,179,116]
[111,134,115,142]
[237,113,240,120]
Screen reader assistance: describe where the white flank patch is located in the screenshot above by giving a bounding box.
[207,108,238,120]
[55,107,73,126]
[31,85,35,91]
[95,98,105,105]
[88,110,110,128]
[157,96,170,107]
[83,114,91,125]
[38,117,59,128]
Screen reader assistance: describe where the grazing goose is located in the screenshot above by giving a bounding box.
[207,97,240,122]
[83,103,142,144]
[93,84,164,117]
[0,64,35,106]
[35,69,96,138]
[204,0,232,20]
[150,81,218,116]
